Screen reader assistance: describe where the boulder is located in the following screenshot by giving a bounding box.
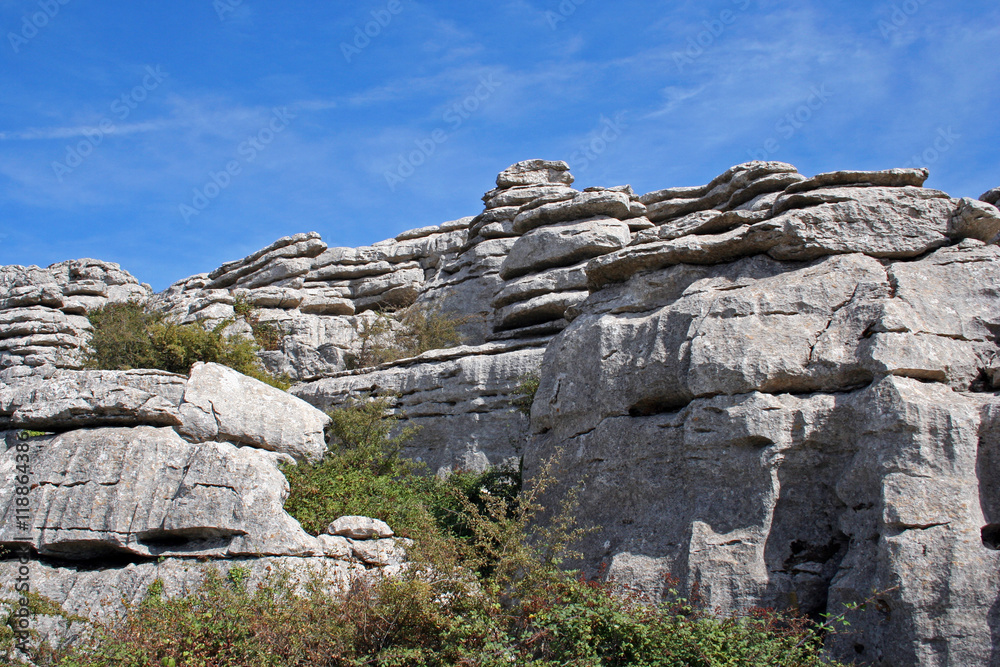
[0,426,321,559]
[177,362,329,461]
[950,197,1000,243]
[326,516,394,540]
[499,217,631,280]
[494,159,574,189]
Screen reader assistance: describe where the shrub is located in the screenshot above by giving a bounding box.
[84,301,160,371]
[510,372,540,416]
[85,301,289,390]
[281,397,440,537]
[233,293,285,352]
[349,305,472,369]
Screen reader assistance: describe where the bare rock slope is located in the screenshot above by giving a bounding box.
[2,159,1000,665]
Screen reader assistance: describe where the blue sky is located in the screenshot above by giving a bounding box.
[1,0,997,290]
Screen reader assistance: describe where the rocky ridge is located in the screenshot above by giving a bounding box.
[2,159,999,665]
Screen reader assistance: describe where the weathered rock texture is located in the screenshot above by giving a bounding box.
[3,159,1000,665]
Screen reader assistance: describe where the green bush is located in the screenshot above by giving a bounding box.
[510,372,540,416]
[349,305,472,369]
[84,301,289,389]
[233,293,285,352]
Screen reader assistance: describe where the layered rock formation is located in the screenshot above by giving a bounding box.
[2,159,999,665]
[0,363,407,653]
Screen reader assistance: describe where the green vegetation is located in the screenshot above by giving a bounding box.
[84,300,289,389]
[281,397,441,537]
[349,305,472,369]
[0,590,86,664]
[511,372,541,416]
[232,293,285,352]
[30,398,848,667]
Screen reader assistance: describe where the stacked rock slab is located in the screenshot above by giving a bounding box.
[3,161,1000,665]
[0,259,151,375]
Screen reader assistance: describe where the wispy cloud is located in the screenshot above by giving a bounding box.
[0,120,178,141]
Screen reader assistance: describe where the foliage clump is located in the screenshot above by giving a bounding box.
[32,398,849,667]
[350,305,472,369]
[511,372,541,416]
[281,397,439,537]
[84,300,289,389]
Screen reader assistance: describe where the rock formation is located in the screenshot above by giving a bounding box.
[2,159,1000,665]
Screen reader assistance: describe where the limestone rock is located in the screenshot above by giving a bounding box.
[500,217,631,280]
[492,263,589,310]
[494,159,573,189]
[495,290,588,332]
[351,537,410,568]
[5,158,1000,664]
[639,162,801,223]
[178,362,329,461]
[206,232,327,289]
[0,369,186,431]
[513,191,631,235]
[293,340,545,474]
[982,187,1000,206]
[588,185,956,289]
[781,167,929,194]
[327,516,394,540]
[950,197,1000,243]
[0,556,364,651]
[0,426,321,559]
[485,184,577,210]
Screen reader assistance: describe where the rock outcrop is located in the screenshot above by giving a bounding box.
[3,159,1000,665]
[0,260,150,373]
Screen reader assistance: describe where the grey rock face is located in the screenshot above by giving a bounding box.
[0,369,186,431]
[0,426,320,559]
[178,362,329,461]
[500,217,631,280]
[527,222,1000,666]
[293,340,545,474]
